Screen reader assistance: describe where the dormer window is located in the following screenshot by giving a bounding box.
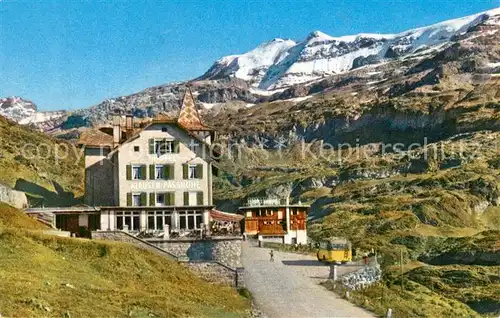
[151,139,176,156]
[189,139,199,152]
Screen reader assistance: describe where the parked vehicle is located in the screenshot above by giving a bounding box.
[316,238,352,264]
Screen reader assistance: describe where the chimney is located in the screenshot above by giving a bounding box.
[125,113,134,139]
[113,112,121,148]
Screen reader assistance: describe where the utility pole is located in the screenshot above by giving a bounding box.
[92,169,95,208]
[286,181,303,245]
[400,248,404,292]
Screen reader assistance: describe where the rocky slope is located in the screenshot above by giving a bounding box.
[0,183,28,209]
[200,8,500,89]
[207,10,500,145]
[0,97,36,121]
[5,8,499,133]
[0,97,67,131]
[74,6,500,132]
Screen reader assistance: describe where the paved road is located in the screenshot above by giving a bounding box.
[242,242,374,318]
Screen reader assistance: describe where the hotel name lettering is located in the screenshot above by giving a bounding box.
[130,180,201,190]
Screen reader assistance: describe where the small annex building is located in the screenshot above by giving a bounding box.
[238,197,309,244]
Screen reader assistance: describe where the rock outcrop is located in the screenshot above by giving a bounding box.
[0,183,28,209]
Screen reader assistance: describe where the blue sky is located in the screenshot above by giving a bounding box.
[1,0,498,111]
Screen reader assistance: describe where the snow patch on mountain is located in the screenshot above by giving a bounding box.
[0,97,37,122]
[0,96,66,129]
[201,7,500,90]
[18,111,67,125]
[198,38,296,85]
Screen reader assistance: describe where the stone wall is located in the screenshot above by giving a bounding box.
[92,231,244,287]
[148,236,243,268]
[338,264,382,290]
[183,261,243,287]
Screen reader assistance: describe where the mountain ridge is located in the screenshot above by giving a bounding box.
[201,7,500,89]
[2,7,499,132]
[0,97,67,131]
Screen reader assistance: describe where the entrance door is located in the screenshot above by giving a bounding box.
[88,214,101,231]
[55,215,80,235]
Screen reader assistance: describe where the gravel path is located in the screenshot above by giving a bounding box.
[242,242,374,318]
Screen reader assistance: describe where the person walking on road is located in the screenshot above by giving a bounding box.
[269,249,274,262]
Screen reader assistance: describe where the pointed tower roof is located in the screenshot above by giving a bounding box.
[177,87,211,131]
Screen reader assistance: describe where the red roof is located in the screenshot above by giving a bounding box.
[78,129,113,148]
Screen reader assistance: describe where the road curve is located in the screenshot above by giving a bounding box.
[242,242,374,318]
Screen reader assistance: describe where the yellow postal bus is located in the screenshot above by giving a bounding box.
[316,238,352,264]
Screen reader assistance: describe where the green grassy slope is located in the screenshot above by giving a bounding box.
[0,204,250,317]
[0,116,84,206]
[0,202,48,230]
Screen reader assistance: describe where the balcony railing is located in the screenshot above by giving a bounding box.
[243,197,284,207]
[259,224,286,234]
[242,197,309,208]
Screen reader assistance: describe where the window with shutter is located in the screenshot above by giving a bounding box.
[188,164,197,179]
[173,140,180,153]
[140,192,147,206]
[127,193,132,206]
[149,193,155,206]
[141,165,147,180]
[168,192,175,205]
[153,139,174,156]
[131,165,142,180]
[197,191,204,205]
[170,164,175,179]
[165,140,173,153]
[155,165,164,180]
[156,193,166,206]
[149,139,155,154]
[132,193,141,206]
[183,164,188,179]
[183,192,189,206]
[163,165,172,180]
[126,165,132,180]
[196,164,203,179]
[149,165,155,180]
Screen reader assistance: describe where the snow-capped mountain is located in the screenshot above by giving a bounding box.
[0,96,66,130]
[198,38,296,86]
[0,97,37,122]
[200,7,500,90]
[4,7,499,132]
